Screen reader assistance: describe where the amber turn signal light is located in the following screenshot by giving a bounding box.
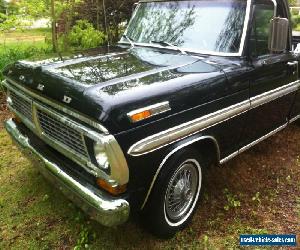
[96,179,127,196]
[13,114,22,123]
[129,110,152,123]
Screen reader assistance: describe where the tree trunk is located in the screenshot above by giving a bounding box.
[102,0,110,45]
[51,0,58,52]
[96,0,101,30]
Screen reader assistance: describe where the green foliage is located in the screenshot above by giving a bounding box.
[18,0,50,19]
[252,192,261,204]
[223,188,241,211]
[0,0,18,15]
[0,0,6,14]
[0,12,7,22]
[73,224,96,250]
[292,15,300,29]
[0,14,20,32]
[0,43,52,80]
[68,20,106,49]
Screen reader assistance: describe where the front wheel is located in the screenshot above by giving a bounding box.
[142,149,205,238]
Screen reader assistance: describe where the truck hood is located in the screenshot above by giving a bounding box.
[3,46,226,134]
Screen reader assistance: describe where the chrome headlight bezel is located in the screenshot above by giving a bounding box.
[94,140,111,172]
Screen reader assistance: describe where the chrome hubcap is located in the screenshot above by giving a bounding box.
[165,162,199,222]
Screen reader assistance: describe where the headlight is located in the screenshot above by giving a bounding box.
[94,141,110,170]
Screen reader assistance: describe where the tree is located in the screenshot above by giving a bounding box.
[76,0,136,43]
[0,0,7,14]
[18,0,82,52]
[19,0,51,19]
[51,0,58,52]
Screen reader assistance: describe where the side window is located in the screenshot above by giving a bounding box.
[250,3,275,57]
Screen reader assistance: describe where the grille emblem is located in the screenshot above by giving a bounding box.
[19,75,25,81]
[37,84,45,91]
[63,95,72,104]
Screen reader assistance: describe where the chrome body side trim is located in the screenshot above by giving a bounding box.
[142,123,289,209]
[250,80,300,109]
[220,123,287,164]
[239,123,287,154]
[289,114,300,123]
[4,119,129,227]
[139,78,300,208]
[127,101,171,123]
[128,100,250,156]
[128,80,300,156]
[141,135,220,209]
[3,79,109,134]
[121,0,252,57]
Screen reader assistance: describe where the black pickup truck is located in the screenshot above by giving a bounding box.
[2,0,300,238]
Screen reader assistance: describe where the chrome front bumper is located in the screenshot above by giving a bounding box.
[4,119,130,227]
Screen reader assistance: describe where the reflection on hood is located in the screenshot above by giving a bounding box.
[46,47,200,86]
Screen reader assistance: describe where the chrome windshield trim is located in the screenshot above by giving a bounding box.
[121,0,252,57]
[129,80,300,156]
[271,0,277,16]
[238,0,252,55]
[3,79,109,134]
[118,42,242,57]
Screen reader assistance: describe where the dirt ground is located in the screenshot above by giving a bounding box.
[0,92,11,130]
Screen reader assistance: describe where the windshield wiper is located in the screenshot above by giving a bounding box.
[151,41,187,55]
[122,34,135,48]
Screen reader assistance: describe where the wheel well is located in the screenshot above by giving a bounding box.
[141,136,220,210]
[188,137,220,166]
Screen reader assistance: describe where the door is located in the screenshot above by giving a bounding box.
[241,0,298,146]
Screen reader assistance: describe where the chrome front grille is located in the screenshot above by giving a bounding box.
[10,91,33,122]
[8,88,89,160]
[37,109,88,157]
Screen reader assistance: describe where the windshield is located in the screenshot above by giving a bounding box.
[121,0,248,55]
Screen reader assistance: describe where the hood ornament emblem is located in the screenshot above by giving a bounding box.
[63,95,72,104]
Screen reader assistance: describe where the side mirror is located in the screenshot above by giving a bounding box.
[268,17,289,53]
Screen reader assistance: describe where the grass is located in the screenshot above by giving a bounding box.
[0,28,51,45]
[1,123,300,249]
[0,29,53,82]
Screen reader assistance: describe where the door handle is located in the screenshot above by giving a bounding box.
[287,61,298,76]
